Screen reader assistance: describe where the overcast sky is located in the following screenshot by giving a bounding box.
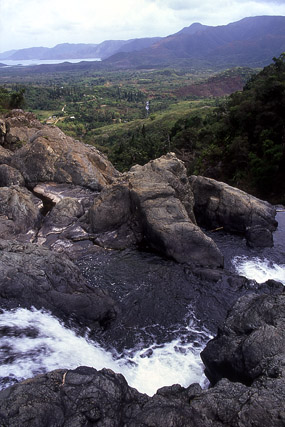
[1,0,285,53]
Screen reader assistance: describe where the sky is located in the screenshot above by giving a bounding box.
[1,0,285,53]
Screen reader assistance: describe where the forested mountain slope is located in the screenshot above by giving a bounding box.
[106,16,285,70]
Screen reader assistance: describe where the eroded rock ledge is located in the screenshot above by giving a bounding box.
[0,110,277,267]
[0,110,283,426]
[1,289,284,427]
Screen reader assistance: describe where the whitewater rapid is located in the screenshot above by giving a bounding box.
[0,307,210,396]
[0,211,284,396]
[233,256,285,284]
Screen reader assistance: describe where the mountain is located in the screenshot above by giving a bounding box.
[1,16,285,70]
[105,16,285,69]
[0,38,162,61]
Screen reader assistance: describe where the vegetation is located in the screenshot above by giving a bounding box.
[191,53,285,200]
[0,87,25,111]
[0,54,284,202]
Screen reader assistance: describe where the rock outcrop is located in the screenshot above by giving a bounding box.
[1,110,119,190]
[190,175,277,247]
[1,289,284,427]
[0,110,278,263]
[88,154,224,268]
[0,239,116,331]
[201,289,285,386]
[0,185,41,239]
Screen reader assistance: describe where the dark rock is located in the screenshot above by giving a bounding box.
[1,360,285,427]
[0,239,116,331]
[129,155,223,267]
[245,225,274,247]
[0,367,147,427]
[0,145,12,164]
[0,164,25,186]
[88,154,224,267]
[0,185,41,239]
[89,184,132,233]
[201,290,285,385]
[190,175,277,246]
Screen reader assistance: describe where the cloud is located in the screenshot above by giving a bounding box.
[0,0,285,52]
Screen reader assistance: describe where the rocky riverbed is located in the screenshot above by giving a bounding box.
[0,110,284,426]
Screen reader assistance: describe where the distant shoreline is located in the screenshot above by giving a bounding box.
[1,58,101,67]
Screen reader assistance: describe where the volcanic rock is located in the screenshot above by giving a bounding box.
[0,239,116,331]
[0,164,25,187]
[190,175,277,247]
[0,110,119,190]
[0,185,41,239]
[201,289,285,386]
[88,154,224,267]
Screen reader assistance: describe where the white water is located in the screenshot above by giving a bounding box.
[0,308,210,396]
[233,256,285,285]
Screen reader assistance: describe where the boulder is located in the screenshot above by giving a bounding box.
[0,118,6,144]
[0,164,25,187]
[0,110,119,190]
[31,183,98,254]
[3,109,43,150]
[0,367,148,427]
[89,184,132,233]
[201,289,285,385]
[190,175,277,247]
[88,154,224,267]
[10,125,119,190]
[0,239,116,330]
[1,358,284,427]
[245,225,274,247]
[0,145,12,164]
[0,185,41,239]
[128,155,223,267]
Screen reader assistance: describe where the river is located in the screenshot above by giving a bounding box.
[0,212,284,396]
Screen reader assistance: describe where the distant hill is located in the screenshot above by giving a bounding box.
[0,38,162,61]
[105,16,285,69]
[176,67,257,98]
[1,16,285,71]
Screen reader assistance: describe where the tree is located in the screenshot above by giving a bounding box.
[9,88,26,109]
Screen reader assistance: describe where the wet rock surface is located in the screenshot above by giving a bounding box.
[1,298,285,427]
[88,154,224,267]
[0,185,41,239]
[77,249,283,351]
[190,175,277,247]
[201,290,285,385]
[0,110,284,426]
[0,239,116,331]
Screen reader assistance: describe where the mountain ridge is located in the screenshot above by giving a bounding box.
[105,15,285,69]
[0,38,162,61]
[0,16,284,71]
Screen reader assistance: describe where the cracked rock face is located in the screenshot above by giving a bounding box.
[0,110,119,190]
[0,239,116,331]
[0,185,41,239]
[0,110,283,426]
[88,153,224,267]
[190,175,277,244]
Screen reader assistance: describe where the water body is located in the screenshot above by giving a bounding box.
[0,212,284,396]
[209,211,285,283]
[0,58,101,67]
[0,307,210,396]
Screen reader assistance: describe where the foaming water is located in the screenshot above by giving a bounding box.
[0,308,210,396]
[231,211,285,285]
[232,256,285,285]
